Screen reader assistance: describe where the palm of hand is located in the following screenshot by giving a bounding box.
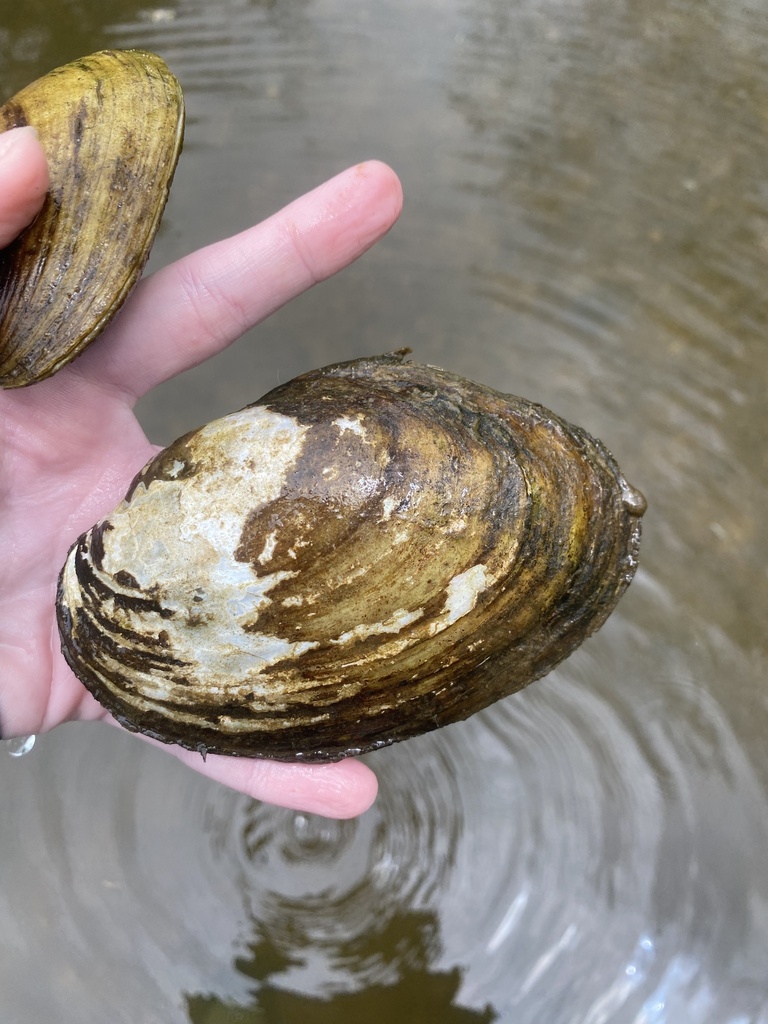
[1,369,152,734]
[0,154,402,817]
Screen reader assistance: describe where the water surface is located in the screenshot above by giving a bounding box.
[1,1,767,1021]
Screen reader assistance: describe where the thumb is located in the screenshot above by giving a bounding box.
[0,125,50,249]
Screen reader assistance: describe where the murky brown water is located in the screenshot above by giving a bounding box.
[2,0,767,1021]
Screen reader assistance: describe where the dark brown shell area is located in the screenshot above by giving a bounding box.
[56,353,644,761]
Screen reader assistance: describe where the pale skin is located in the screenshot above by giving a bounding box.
[0,125,404,818]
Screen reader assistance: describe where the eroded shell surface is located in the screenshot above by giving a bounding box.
[56,352,646,762]
[0,50,184,388]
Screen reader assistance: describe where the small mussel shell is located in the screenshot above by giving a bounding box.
[56,352,646,762]
[0,50,184,388]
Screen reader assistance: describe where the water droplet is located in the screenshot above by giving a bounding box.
[7,735,36,757]
[621,481,648,516]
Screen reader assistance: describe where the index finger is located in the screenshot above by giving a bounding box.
[73,161,403,401]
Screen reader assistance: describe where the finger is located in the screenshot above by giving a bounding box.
[0,126,50,248]
[75,160,403,400]
[166,744,379,819]
[74,689,379,819]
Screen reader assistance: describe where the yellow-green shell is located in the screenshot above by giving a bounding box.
[0,50,184,388]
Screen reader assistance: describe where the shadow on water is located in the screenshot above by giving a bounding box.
[186,910,497,1024]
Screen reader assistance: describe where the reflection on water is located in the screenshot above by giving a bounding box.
[182,628,765,1023]
[187,916,498,1023]
[1,0,767,1022]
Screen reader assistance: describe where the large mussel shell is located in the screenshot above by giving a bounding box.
[56,352,646,762]
[0,50,184,388]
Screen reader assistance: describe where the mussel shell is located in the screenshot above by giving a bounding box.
[0,50,184,388]
[56,352,646,762]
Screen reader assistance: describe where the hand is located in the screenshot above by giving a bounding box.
[0,125,403,818]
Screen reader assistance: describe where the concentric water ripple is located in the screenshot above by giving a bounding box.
[1,602,766,1022]
[185,607,766,1021]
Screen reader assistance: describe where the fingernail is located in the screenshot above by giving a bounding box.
[0,125,39,158]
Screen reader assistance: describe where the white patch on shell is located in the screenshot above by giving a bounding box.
[332,415,366,438]
[343,565,368,584]
[258,530,278,565]
[428,564,492,636]
[446,516,468,534]
[380,496,399,522]
[86,406,322,693]
[330,607,424,646]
